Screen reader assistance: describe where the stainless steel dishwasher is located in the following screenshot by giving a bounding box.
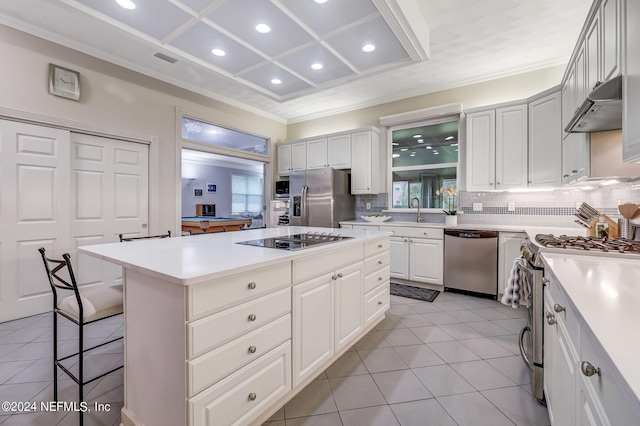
[444,229,498,297]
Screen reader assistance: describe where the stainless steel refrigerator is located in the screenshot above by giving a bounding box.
[289,168,355,228]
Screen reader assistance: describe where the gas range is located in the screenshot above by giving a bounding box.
[236,232,353,251]
[533,234,640,256]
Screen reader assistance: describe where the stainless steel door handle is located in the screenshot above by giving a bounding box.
[518,326,533,371]
[581,361,601,377]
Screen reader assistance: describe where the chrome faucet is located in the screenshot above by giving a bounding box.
[410,197,422,222]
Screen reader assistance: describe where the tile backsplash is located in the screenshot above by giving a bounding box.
[356,181,640,227]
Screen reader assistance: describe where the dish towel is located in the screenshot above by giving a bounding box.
[501,256,533,309]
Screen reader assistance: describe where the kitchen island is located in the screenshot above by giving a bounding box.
[79,226,391,426]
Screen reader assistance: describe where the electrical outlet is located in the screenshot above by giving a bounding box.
[366,202,371,210]
[508,202,515,212]
[473,203,483,212]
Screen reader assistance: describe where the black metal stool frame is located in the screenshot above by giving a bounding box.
[39,248,124,426]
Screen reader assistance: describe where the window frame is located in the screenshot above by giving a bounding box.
[231,173,264,214]
[386,115,462,213]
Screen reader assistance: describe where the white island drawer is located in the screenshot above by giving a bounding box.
[379,226,443,240]
[364,265,390,294]
[293,243,362,283]
[188,314,291,396]
[364,251,390,276]
[189,262,291,319]
[188,287,290,358]
[189,340,292,426]
[364,237,390,257]
[364,282,390,325]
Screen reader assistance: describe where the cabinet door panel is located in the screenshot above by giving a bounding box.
[389,237,409,279]
[409,238,443,285]
[466,110,496,191]
[602,0,619,81]
[495,105,528,190]
[291,142,306,171]
[586,14,601,93]
[277,144,292,175]
[292,274,334,387]
[306,138,327,169]
[335,263,363,351]
[327,134,351,169]
[528,92,562,188]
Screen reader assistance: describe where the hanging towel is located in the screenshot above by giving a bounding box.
[501,256,533,309]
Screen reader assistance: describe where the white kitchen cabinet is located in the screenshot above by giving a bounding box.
[292,272,334,387]
[327,134,351,169]
[291,141,307,171]
[466,109,495,191]
[561,64,576,139]
[305,137,328,169]
[351,129,381,194]
[601,0,620,81]
[528,91,562,188]
[382,226,443,285]
[586,12,601,95]
[466,104,527,191]
[409,238,443,284]
[497,232,527,295]
[623,0,640,162]
[544,285,578,426]
[277,144,292,176]
[389,236,409,279]
[562,132,590,184]
[334,262,364,352]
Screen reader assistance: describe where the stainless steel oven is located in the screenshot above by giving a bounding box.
[518,243,546,403]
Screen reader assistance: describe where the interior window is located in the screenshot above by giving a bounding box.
[390,120,459,209]
[182,117,268,155]
[232,174,263,214]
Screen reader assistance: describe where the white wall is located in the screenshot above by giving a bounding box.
[0,24,287,234]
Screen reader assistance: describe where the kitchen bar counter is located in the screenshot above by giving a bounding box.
[542,253,640,412]
[80,226,385,286]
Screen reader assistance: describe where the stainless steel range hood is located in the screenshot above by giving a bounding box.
[565,75,622,133]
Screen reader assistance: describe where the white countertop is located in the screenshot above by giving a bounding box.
[79,226,390,286]
[341,220,587,239]
[542,252,640,402]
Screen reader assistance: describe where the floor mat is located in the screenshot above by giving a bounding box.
[390,283,440,303]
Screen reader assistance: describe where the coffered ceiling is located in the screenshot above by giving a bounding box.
[0,0,592,123]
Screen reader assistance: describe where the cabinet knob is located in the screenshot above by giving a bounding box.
[563,174,569,178]
[553,304,565,313]
[377,260,383,265]
[248,393,257,401]
[581,361,601,377]
[378,277,383,281]
[248,345,257,354]
[497,182,500,185]
[545,311,556,325]
[337,273,343,278]
[377,301,383,306]
[332,274,338,280]
[378,244,383,248]
[571,169,578,174]
[248,314,257,322]
[542,277,549,285]
[248,282,256,290]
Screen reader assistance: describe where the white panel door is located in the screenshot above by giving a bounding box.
[409,238,443,285]
[334,262,363,351]
[71,133,149,288]
[466,110,496,191]
[305,138,327,169]
[0,120,71,322]
[495,105,528,190]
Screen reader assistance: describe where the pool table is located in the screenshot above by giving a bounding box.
[181,216,252,234]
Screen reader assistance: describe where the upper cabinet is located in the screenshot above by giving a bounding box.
[277,128,381,194]
[466,104,528,191]
[529,91,563,188]
[623,0,640,162]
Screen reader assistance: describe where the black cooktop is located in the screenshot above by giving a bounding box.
[236,232,352,251]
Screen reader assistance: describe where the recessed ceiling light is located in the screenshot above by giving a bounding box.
[426,146,432,149]
[392,153,400,158]
[211,48,225,56]
[392,142,399,146]
[400,148,408,151]
[311,63,323,70]
[413,134,422,138]
[256,24,271,34]
[445,136,454,141]
[116,0,136,9]
[362,44,375,53]
[417,139,424,143]
[434,152,440,155]
[271,78,282,85]
[315,0,328,3]
[450,143,458,146]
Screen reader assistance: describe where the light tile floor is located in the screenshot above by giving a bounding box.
[0,291,550,426]
[0,313,124,426]
[264,290,550,426]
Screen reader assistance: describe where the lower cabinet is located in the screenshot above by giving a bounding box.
[384,226,443,285]
[543,266,640,426]
[498,232,528,295]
